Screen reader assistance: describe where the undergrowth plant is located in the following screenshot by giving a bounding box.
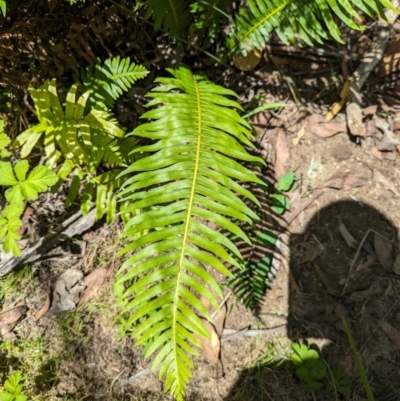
[1,0,398,399]
[0,371,27,401]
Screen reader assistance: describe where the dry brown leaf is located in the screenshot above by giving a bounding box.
[314,263,343,295]
[0,305,26,338]
[196,294,227,364]
[292,123,306,145]
[252,111,270,133]
[368,165,400,197]
[308,114,346,138]
[371,147,383,160]
[376,37,400,77]
[34,293,50,322]
[377,320,400,349]
[320,171,367,191]
[266,128,291,178]
[268,54,289,66]
[393,253,400,275]
[233,48,262,71]
[363,105,378,116]
[198,319,220,364]
[326,80,350,121]
[77,267,112,307]
[373,233,393,271]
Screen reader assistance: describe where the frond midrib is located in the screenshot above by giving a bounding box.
[172,74,202,389]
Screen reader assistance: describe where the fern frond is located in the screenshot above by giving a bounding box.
[228,0,398,55]
[117,65,264,400]
[190,0,233,43]
[145,0,190,37]
[80,56,149,108]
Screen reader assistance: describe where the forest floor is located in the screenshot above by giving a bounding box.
[2,1,400,401]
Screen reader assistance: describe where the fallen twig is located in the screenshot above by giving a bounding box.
[0,208,96,277]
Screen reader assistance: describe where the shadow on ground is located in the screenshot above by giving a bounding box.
[226,200,400,401]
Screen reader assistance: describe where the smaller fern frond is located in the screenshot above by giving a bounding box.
[80,56,149,108]
[145,0,190,37]
[228,0,398,56]
[190,0,233,43]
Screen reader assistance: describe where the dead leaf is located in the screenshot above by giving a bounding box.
[371,147,383,160]
[268,54,289,66]
[371,147,397,161]
[34,293,50,321]
[77,267,112,307]
[198,319,220,364]
[376,37,400,77]
[308,114,346,138]
[252,111,270,133]
[377,320,400,349]
[392,253,400,275]
[348,281,385,301]
[0,305,26,338]
[233,48,262,71]
[374,233,393,271]
[326,80,350,121]
[347,102,366,137]
[320,171,368,191]
[292,124,306,145]
[196,294,227,364]
[368,165,400,197]
[375,117,400,152]
[313,263,343,295]
[47,268,84,316]
[266,128,291,178]
[363,105,378,116]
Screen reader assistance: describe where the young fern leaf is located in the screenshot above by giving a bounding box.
[80,56,149,109]
[117,65,264,400]
[227,0,398,55]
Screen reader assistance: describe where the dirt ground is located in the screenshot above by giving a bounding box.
[2,2,400,401]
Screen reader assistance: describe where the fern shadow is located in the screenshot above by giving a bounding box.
[225,199,400,400]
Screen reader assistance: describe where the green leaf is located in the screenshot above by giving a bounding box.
[0,204,23,256]
[0,0,6,16]
[276,171,295,192]
[0,162,18,186]
[118,66,263,400]
[0,132,11,151]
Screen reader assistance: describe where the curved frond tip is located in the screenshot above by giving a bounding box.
[117,65,264,399]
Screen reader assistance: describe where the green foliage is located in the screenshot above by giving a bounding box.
[328,365,352,396]
[271,171,295,215]
[0,371,27,401]
[291,343,327,392]
[226,0,397,55]
[0,161,58,255]
[0,120,11,158]
[15,57,148,224]
[145,0,190,37]
[0,0,5,16]
[116,65,263,400]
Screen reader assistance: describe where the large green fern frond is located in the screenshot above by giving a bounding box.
[228,0,398,55]
[117,65,265,399]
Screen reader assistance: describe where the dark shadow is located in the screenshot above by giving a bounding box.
[226,200,400,400]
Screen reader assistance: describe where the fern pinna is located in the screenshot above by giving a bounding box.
[227,0,398,55]
[117,66,264,399]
